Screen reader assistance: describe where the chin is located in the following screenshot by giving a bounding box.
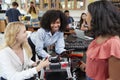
[55,29,59,31]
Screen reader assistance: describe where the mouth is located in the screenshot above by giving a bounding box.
[51,26,59,32]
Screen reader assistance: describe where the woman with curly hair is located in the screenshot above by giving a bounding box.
[28,10,68,61]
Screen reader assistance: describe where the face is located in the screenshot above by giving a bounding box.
[82,14,87,20]
[65,12,69,17]
[30,3,34,7]
[86,12,92,29]
[16,26,27,43]
[50,18,61,33]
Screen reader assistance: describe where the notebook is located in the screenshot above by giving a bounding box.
[74,29,93,40]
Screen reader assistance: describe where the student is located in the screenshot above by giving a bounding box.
[0,22,50,80]
[79,13,88,31]
[64,10,74,24]
[28,10,68,61]
[80,0,120,80]
[6,2,21,23]
[28,1,39,27]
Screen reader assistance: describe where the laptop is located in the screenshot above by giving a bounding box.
[74,29,93,40]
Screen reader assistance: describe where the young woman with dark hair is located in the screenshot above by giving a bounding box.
[79,13,88,31]
[28,10,68,61]
[79,0,120,80]
[28,1,39,27]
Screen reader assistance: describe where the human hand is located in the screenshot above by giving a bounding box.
[79,61,86,72]
[32,60,41,67]
[36,58,50,72]
[60,49,74,57]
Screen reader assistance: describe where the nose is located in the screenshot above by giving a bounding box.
[55,23,60,27]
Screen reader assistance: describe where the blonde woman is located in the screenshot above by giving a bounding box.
[0,22,50,80]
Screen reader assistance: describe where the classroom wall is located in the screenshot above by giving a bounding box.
[69,0,98,21]
[0,0,98,21]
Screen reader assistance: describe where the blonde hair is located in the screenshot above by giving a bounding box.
[2,22,32,58]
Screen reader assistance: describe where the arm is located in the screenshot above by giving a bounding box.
[0,53,49,80]
[55,33,66,54]
[108,56,120,80]
[17,10,22,21]
[6,16,9,24]
[0,55,37,80]
[18,16,22,21]
[35,30,50,58]
[5,11,9,23]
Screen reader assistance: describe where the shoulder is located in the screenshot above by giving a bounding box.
[56,31,64,36]
[37,28,46,34]
[58,31,64,34]
[0,47,10,58]
[70,16,73,18]
[6,9,11,13]
[107,36,120,46]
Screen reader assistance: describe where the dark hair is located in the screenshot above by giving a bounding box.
[88,0,120,37]
[64,10,69,13]
[28,1,36,14]
[79,13,87,28]
[40,10,68,32]
[0,4,2,10]
[12,2,19,7]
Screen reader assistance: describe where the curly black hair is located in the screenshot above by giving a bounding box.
[40,10,68,32]
[88,0,120,37]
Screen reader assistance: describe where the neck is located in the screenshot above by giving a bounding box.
[83,20,86,23]
[51,31,55,35]
[13,6,17,9]
[11,43,22,50]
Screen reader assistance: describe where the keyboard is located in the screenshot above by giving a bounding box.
[65,35,93,51]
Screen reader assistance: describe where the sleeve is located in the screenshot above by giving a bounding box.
[5,10,8,16]
[55,33,66,54]
[28,60,35,66]
[0,54,37,80]
[71,17,74,22]
[17,10,21,16]
[92,38,120,59]
[35,30,50,58]
[110,39,120,59]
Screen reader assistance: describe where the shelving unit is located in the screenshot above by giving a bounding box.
[110,0,120,9]
[20,0,86,10]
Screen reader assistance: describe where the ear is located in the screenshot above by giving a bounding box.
[15,34,19,39]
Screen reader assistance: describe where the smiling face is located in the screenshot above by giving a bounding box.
[50,18,61,33]
[82,14,87,20]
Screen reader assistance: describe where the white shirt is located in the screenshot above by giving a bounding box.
[0,47,37,80]
[30,28,66,58]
